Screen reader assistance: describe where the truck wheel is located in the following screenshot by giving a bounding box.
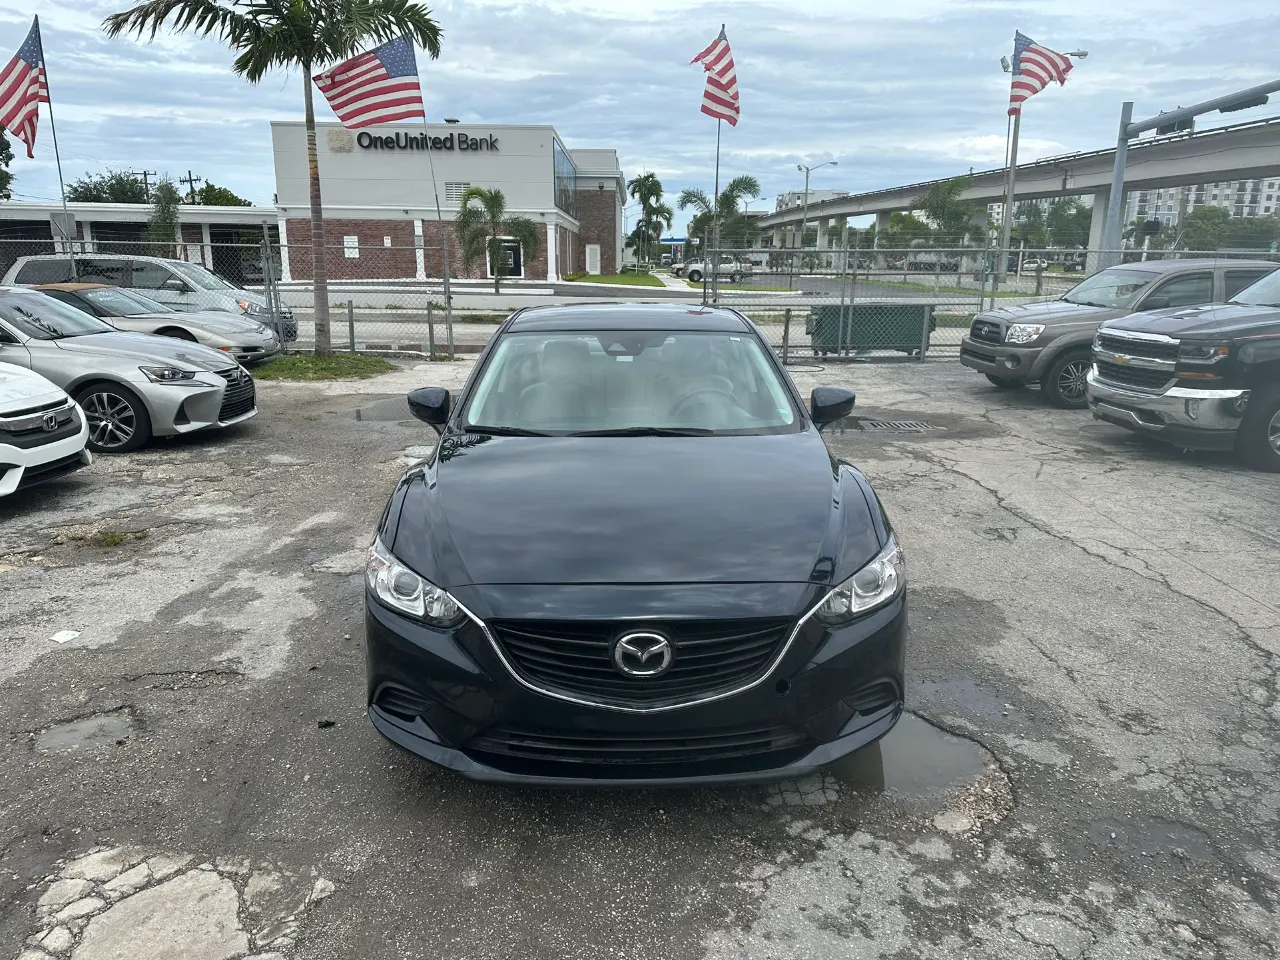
[985,375,1023,389]
[687,270,702,283]
[1236,387,1280,472]
[1042,349,1091,410]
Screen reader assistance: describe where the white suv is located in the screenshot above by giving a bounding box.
[3,254,296,341]
[0,365,91,497]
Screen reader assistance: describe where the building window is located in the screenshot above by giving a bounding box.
[445,182,470,202]
[553,140,578,218]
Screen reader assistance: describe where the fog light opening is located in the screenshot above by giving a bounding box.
[774,679,791,696]
[1185,399,1201,421]
[1004,355,1022,370]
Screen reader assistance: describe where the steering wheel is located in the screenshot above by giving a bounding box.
[668,385,738,416]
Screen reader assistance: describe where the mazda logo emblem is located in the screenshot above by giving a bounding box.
[612,632,673,678]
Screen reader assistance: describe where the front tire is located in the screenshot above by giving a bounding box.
[1042,349,1091,409]
[1236,387,1280,472]
[985,375,1023,389]
[730,272,744,283]
[687,270,703,283]
[76,382,153,454]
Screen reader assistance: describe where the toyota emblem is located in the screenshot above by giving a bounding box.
[612,632,674,678]
[42,412,57,432]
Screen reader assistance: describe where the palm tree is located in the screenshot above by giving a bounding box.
[626,172,665,266]
[103,0,442,357]
[678,174,761,257]
[916,174,978,245]
[454,187,541,293]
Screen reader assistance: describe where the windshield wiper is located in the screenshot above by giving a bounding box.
[1065,299,1109,308]
[461,425,551,437]
[567,426,715,437]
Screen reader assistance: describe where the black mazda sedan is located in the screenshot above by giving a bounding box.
[365,303,906,785]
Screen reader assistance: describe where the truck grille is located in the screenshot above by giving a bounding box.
[969,318,1003,344]
[1096,333,1180,361]
[216,367,256,421]
[467,724,813,768]
[1094,360,1174,391]
[488,618,794,708]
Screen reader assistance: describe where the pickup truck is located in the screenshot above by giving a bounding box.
[1087,266,1280,471]
[681,257,751,284]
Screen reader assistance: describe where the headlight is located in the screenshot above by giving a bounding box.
[236,299,268,316]
[365,536,463,625]
[1005,323,1045,344]
[817,536,906,624]
[139,365,197,383]
[1177,342,1230,363]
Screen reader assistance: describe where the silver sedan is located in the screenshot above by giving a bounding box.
[32,283,282,365]
[0,287,257,453]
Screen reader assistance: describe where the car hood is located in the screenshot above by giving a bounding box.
[49,331,239,370]
[977,300,1127,325]
[1102,302,1280,339]
[134,311,269,337]
[0,363,68,407]
[396,431,882,587]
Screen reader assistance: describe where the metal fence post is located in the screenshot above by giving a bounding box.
[919,305,930,361]
[782,308,791,362]
[347,300,355,352]
[427,302,436,359]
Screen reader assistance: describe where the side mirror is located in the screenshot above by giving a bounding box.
[407,386,450,434]
[162,277,192,293]
[1138,295,1170,311]
[810,386,855,429]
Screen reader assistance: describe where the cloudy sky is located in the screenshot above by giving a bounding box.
[2,0,1277,232]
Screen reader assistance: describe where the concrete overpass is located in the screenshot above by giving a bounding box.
[757,115,1280,250]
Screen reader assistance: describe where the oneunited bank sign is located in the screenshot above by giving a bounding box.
[355,131,499,152]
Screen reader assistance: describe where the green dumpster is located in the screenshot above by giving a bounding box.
[807,302,936,357]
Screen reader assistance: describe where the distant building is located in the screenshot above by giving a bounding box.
[1123,178,1280,227]
[775,189,848,212]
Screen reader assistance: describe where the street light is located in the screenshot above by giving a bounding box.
[797,160,838,251]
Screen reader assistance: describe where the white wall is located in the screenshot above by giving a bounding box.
[272,122,558,217]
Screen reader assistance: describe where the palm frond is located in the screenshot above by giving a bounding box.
[677,188,711,213]
[103,0,254,43]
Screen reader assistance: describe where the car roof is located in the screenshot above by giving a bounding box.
[505,302,751,332]
[29,283,111,292]
[1113,258,1278,274]
[16,252,170,262]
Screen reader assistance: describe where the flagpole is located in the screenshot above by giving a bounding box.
[998,110,1021,283]
[34,16,76,279]
[704,116,721,306]
[418,117,453,358]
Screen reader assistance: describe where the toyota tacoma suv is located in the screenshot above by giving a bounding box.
[960,259,1276,408]
[1087,266,1280,471]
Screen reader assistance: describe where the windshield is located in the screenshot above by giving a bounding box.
[1228,267,1280,306]
[81,287,169,317]
[1061,268,1155,309]
[463,330,800,435]
[169,261,234,290]
[0,293,118,339]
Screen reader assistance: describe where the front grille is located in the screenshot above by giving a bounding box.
[467,724,813,767]
[489,618,794,708]
[961,345,997,364]
[216,369,256,421]
[1,397,66,419]
[1094,360,1174,391]
[1097,333,1180,361]
[970,319,1003,344]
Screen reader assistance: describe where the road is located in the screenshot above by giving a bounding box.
[2,360,1276,959]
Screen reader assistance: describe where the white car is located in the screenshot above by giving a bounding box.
[0,365,91,496]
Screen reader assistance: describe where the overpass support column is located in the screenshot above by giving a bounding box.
[771,225,782,248]
[1087,187,1110,274]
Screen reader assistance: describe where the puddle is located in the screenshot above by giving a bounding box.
[352,397,414,422]
[913,676,1012,721]
[36,709,134,753]
[829,713,990,801]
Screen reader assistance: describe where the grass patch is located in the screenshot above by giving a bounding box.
[254,354,397,381]
[563,272,665,287]
[454,313,509,324]
[935,313,977,328]
[860,278,1026,298]
[88,531,127,548]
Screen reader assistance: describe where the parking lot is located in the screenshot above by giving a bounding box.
[2,358,1277,959]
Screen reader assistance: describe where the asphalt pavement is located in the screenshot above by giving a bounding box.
[2,360,1277,959]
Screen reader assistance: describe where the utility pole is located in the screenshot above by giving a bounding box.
[126,170,156,199]
[179,170,203,204]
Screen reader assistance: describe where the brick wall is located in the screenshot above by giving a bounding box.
[557,224,581,276]
[180,224,203,244]
[284,218,417,280]
[575,189,618,274]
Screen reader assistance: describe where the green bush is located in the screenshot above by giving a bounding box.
[563,271,589,281]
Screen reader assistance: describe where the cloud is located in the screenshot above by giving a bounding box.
[0,0,1277,232]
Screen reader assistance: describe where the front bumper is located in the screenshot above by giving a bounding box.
[960,337,1045,382]
[364,591,908,786]
[226,338,284,365]
[0,410,91,496]
[1086,368,1246,451]
[141,371,257,438]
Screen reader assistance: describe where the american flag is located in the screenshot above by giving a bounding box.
[314,36,425,129]
[691,26,739,126]
[0,17,49,159]
[1007,32,1073,117]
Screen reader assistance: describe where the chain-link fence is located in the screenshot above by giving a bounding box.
[3,236,1278,362]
